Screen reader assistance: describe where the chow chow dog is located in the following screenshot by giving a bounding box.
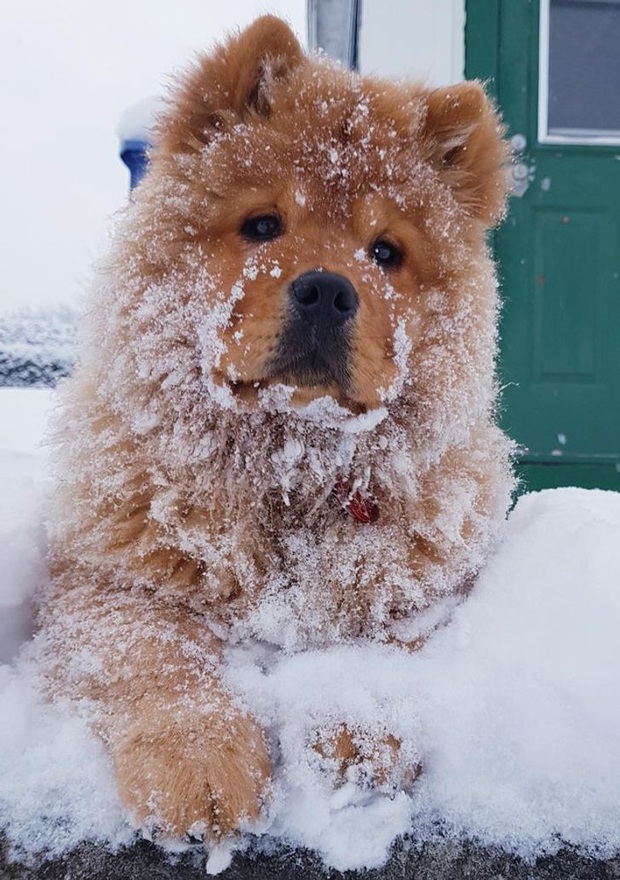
[39,16,513,841]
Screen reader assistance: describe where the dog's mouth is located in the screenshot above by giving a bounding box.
[267,334,352,392]
[228,370,363,413]
[224,340,363,411]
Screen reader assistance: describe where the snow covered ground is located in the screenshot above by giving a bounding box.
[1,388,619,872]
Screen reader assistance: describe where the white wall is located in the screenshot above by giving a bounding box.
[359,0,465,84]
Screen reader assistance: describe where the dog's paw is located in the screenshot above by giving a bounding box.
[314,723,421,792]
[114,709,271,838]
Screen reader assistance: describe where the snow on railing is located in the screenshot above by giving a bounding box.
[0,309,76,388]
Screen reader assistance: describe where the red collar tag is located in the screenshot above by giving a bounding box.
[335,479,380,524]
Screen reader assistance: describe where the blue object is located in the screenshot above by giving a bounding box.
[120,139,150,189]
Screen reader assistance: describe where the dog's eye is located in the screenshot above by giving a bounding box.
[370,239,403,269]
[240,214,283,243]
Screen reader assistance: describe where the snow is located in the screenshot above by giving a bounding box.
[1,388,620,869]
[0,310,76,388]
[0,667,132,859]
[0,388,54,457]
[116,96,164,145]
[0,389,53,665]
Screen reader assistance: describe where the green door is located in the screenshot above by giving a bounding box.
[466,0,620,492]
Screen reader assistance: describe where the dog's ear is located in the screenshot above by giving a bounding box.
[159,16,304,154]
[420,82,510,226]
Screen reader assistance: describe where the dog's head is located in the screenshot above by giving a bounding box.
[132,16,508,424]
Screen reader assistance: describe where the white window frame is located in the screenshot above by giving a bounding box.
[538,0,620,146]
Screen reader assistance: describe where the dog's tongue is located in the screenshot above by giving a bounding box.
[336,479,380,524]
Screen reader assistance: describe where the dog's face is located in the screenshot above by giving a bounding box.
[173,120,440,411]
[141,17,508,416]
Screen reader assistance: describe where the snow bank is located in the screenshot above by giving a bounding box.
[0,390,53,664]
[409,487,620,856]
[0,389,55,458]
[0,667,132,860]
[1,390,619,870]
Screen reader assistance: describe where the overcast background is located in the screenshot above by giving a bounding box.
[0,1,306,311]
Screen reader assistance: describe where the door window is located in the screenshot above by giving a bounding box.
[539,0,620,144]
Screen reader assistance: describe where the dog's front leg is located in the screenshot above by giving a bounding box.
[42,587,271,838]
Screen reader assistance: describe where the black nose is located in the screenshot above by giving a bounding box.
[290,271,359,323]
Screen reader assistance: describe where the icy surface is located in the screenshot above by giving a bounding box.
[1,390,620,870]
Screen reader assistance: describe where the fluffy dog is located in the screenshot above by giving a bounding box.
[40,16,513,841]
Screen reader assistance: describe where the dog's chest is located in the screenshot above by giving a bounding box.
[227,515,426,651]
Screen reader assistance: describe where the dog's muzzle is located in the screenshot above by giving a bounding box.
[269,270,359,389]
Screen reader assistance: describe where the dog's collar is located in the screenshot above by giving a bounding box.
[335,478,380,524]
